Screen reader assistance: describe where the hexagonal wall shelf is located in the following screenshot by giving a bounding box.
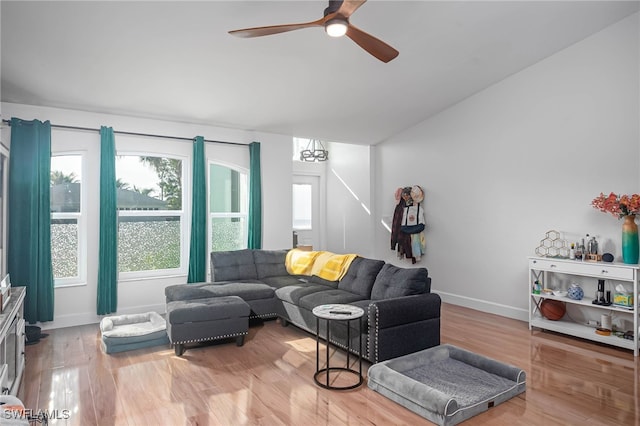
[535,230,569,258]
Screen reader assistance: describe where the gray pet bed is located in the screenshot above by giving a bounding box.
[100,312,169,354]
[367,344,526,426]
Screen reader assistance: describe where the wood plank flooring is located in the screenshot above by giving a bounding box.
[18,303,640,425]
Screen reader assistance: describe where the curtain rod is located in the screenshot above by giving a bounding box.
[1,119,248,147]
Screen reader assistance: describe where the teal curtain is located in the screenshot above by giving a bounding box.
[8,118,54,323]
[187,136,206,283]
[97,126,118,315]
[248,142,262,249]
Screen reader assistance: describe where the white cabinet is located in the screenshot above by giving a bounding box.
[0,286,26,394]
[528,256,639,356]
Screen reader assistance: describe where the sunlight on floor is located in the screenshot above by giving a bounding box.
[284,337,316,353]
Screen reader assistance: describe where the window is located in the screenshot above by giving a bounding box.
[209,163,248,252]
[292,183,312,230]
[292,137,310,162]
[116,155,185,276]
[50,154,85,286]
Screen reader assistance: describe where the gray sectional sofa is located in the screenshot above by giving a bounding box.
[164,249,441,363]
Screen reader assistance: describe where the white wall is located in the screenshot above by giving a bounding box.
[374,13,639,320]
[258,131,294,250]
[325,142,376,257]
[0,103,293,329]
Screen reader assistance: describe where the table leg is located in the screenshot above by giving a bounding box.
[358,318,362,379]
[326,319,330,387]
[316,316,319,374]
[346,318,351,370]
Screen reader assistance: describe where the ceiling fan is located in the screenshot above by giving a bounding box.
[228,0,399,63]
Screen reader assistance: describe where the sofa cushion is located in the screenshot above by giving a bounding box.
[166,296,250,324]
[254,249,289,279]
[349,299,372,312]
[310,275,339,289]
[261,275,311,289]
[165,282,273,302]
[210,249,257,281]
[338,257,385,298]
[298,289,365,311]
[275,284,331,305]
[371,264,429,300]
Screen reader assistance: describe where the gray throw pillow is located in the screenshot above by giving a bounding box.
[210,249,257,281]
[254,249,288,279]
[338,257,385,298]
[370,264,428,300]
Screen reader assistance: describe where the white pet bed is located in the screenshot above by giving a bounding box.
[100,312,169,354]
[367,344,526,426]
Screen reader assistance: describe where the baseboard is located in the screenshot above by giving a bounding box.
[36,303,166,330]
[34,295,528,330]
[435,290,529,322]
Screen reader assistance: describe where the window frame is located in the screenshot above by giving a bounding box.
[50,151,87,288]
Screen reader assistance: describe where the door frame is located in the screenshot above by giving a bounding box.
[292,172,326,251]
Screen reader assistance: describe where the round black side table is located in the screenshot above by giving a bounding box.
[312,303,364,390]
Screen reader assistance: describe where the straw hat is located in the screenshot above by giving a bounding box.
[410,185,424,203]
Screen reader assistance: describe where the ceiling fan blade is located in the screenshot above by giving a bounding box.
[336,0,367,18]
[346,25,399,63]
[229,18,325,38]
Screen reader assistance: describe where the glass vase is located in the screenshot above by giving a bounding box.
[621,214,639,264]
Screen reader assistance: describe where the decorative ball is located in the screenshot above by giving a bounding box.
[567,283,584,300]
[540,299,566,321]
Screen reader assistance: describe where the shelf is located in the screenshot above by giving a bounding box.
[529,257,637,281]
[530,293,636,313]
[530,315,635,350]
[529,255,639,356]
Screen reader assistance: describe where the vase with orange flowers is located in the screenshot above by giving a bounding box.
[592,192,640,264]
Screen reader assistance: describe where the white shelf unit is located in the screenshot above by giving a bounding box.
[0,286,26,394]
[528,256,639,356]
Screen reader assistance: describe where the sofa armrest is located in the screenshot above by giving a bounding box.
[370,293,440,328]
[368,293,441,363]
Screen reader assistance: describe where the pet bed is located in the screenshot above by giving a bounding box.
[100,312,169,354]
[367,344,526,426]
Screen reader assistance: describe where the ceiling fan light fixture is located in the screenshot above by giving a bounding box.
[325,18,348,37]
[229,0,399,62]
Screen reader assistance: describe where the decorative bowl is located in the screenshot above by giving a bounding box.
[553,290,568,297]
[567,283,584,300]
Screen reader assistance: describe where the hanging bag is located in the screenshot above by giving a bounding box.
[401,203,425,234]
[401,223,424,234]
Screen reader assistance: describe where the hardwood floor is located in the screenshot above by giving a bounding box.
[18,303,640,425]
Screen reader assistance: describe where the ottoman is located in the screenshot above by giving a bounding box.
[100,312,169,354]
[165,282,277,319]
[367,344,526,426]
[166,296,250,356]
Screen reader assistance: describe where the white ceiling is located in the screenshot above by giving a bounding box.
[1,1,638,145]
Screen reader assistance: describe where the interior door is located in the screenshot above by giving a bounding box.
[292,175,320,250]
